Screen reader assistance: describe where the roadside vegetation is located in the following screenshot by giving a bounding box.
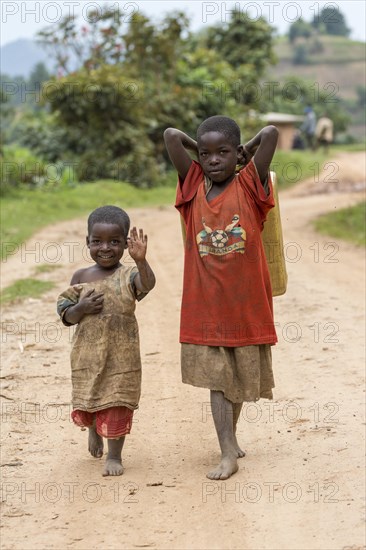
[314,202,365,246]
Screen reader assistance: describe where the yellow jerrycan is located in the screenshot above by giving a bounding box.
[178,170,287,297]
[261,171,287,296]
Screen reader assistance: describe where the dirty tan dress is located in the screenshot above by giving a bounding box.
[57,266,146,412]
[181,343,274,403]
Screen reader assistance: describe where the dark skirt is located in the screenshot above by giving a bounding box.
[181,343,274,403]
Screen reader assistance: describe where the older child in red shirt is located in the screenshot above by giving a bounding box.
[164,116,278,480]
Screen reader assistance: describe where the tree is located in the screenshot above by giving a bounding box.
[36,8,276,184]
[0,73,27,107]
[312,7,350,37]
[203,8,275,75]
[37,8,126,74]
[356,86,366,108]
[288,18,313,43]
[122,12,190,94]
[28,62,50,88]
[26,62,51,110]
[11,110,71,162]
[293,45,309,65]
[0,89,9,155]
[42,66,159,184]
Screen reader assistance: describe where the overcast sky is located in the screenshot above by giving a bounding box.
[1,0,365,46]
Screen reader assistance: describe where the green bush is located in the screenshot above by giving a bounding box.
[0,146,80,195]
[0,146,47,193]
[333,133,357,145]
[293,44,309,65]
[43,68,163,186]
[9,111,73,162]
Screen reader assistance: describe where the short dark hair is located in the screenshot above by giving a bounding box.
[87,205,130,237]
[197,116,241,147]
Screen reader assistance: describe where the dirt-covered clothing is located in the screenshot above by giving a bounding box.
[57,265,148,413]
[175,159,277,347]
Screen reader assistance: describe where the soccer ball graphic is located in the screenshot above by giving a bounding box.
[211,230,229,248]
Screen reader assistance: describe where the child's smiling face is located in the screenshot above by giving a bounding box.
[87,223,127,269]
[198,131,240,185]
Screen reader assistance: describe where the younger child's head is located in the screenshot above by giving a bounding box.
[87,205,130,269]
[88,205,130,237]
[196,116,242,183]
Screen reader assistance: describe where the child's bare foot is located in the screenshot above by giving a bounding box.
[88,427,103,458]
[233,435,246,458]
[103,458,124,476]
[102,437,125,476]
[235,445,246,458]
[207,455,238,480]
[209,391,241,479]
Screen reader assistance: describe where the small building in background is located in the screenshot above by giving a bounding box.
[260,112,305,150]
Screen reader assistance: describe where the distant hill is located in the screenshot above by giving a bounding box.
[270,35,365,101]
[0,39,56,77]
[268,35,366,138]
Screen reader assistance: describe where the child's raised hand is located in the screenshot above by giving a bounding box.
[127,227,147,262]
[78,289,104,315]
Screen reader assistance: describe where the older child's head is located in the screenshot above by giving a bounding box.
[197,116,241,148]
[196,116,241,183]
[87,206,130,269]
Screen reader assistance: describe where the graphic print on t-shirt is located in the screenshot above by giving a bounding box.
[196,213,246,257]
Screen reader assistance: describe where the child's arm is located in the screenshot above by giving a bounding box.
[62,287,104,325]
[239,126,279,185]
[127,227,156,293]
[59,268,104,325]
[164,128,198,180]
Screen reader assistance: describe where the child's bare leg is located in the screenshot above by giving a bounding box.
[207,390,238,480]
[103,437,125,476]
[88,426,104,458]
[232,403,246,458]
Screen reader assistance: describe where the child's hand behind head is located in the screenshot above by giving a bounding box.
[237,144,257,167]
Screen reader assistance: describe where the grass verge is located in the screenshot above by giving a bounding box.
[34,264,62,274]
[0,278,56,305]
[1,179,176,260]
[313,201,366,246]
[271,149,329,189]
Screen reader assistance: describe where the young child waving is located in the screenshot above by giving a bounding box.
[57,205,155,476]
[164,116,279,480]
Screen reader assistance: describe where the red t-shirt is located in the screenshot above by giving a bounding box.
[175,159,278,347]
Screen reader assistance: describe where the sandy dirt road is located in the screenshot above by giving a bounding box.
[1,153,365,550]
